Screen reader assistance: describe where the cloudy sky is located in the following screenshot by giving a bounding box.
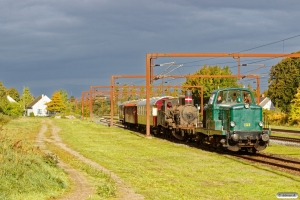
[1,0,299,98]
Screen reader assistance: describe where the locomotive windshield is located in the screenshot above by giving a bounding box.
[213,89,254,104]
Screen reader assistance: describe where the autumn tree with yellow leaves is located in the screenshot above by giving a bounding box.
[46,91,66,114]
[288,85,300,125]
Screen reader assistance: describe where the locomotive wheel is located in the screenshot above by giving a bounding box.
[167,129,172,139]
[252,148,257,154]
[197,133,205,146]
[163,129,167,139]
[165,129,171,139]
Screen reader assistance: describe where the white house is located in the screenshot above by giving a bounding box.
[26,94,51,116]
[7,95,17,103]
[259,94,275,110]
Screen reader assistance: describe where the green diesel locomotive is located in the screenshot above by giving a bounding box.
[196,88,271,153]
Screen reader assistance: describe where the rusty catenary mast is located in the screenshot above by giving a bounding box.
[145,52,300,136]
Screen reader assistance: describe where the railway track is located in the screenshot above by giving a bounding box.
[96,119,300,175]
[229,153,300,175]
[270,136,300,144]
[100,118,300,144]
[97,117,123,128]
[272,128,300,134]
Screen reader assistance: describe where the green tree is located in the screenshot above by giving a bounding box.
[0,82,8,113]
[0,83,22,116]
[288,85,300,125]
[20,87,34,110]
[119,84,129,102]
[183,65,239,104]
[262,89,268,97]
[59,89,68,103]
[4,102,23,117]
[245,83,257,98]
[268,52,300,112]
[129,86,137,100]
[68,95,78,114]
[60,89,72,114]
[46,91,66,113]
[92,96,109,116]
[156,84,163,96]
[7,88,20,102]
[138,85,146,99]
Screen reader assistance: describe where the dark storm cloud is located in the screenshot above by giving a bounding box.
[0,0,299,97]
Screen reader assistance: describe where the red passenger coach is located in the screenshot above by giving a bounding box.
[123,100,139,128]
[136,96,172,132]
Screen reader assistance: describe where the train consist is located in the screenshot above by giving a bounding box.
[118,88,271,153]
[118,90,199,140]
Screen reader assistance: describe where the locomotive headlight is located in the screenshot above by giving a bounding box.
[231,133,240,142]
[230,121,236,127]
[244,103,250,109]
[258,121,264,127]
[261,133,269,141]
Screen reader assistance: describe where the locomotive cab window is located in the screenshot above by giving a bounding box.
[215,91,226,104]
[227,90,241,103]
[166,102,172,109]
[208,93,215,105]
[243,92,252,104]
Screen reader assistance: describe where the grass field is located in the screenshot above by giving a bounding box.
[264,142,300,159]
[53,118,300,200]
[0,117,69,200]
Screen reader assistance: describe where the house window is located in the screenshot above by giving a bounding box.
[37,109,42,115]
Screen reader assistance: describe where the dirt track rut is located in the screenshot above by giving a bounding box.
[35,119,144,200]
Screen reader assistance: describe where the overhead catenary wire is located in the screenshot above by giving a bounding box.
[171,34,300,67]
[120,34,300,86]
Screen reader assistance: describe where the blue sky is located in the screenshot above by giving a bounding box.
[1,0,299,98]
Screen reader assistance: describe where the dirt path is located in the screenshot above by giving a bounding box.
[35,120,93,200]
[37,119,144,200]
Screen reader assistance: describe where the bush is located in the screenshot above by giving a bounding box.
[3,102,23,117]
[263,109,288,125]
[29,112,34,117]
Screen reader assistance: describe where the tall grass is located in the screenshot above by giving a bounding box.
[0,117,69,200]
[0,114,11,130]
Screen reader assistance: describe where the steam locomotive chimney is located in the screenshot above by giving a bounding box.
[185,90,192,105]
